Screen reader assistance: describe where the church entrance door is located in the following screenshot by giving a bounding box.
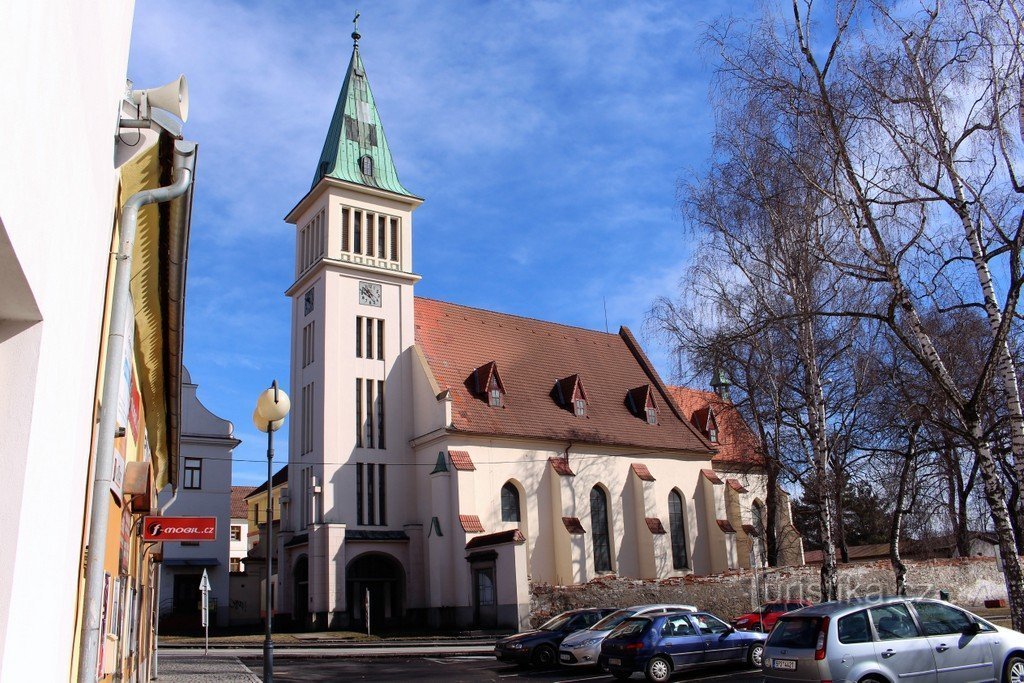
[345,553,404,631]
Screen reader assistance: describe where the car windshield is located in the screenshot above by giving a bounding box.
[609,618,651,638]
[539,613,575,631]
[592,609,636,631]
[767,616,824,648]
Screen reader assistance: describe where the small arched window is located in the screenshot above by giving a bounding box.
[359,155,374,176]
[669,490,688,570]
[590,486,612,573]
[501,482,521,522]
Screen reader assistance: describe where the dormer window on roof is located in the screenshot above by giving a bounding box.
[553,374,589,418]
[359,155,374,176]
[627,384,658,425]
[692,406,719,442]
[471,361,505,408]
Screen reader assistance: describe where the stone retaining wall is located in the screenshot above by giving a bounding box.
[529,557,1007,626]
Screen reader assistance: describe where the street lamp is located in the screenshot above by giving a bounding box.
[253,380,289,683]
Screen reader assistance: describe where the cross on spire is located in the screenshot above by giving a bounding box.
[352,10,361,47]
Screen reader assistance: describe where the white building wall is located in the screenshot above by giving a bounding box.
[229,518,249,570]
[0,1,137,678]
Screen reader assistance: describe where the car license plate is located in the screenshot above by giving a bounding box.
[772,659,797,670]
[609,658,621,666]
[560,653,571,662]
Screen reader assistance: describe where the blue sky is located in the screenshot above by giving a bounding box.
[128,0,740,486]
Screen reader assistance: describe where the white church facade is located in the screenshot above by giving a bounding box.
[274,32,803,631]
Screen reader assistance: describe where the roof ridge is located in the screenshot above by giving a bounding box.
[415,296,620,339]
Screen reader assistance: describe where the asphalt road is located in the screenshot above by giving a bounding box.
[237,655,765,683]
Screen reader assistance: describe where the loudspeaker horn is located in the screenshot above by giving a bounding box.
[131,75,189,122]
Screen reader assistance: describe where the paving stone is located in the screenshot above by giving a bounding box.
[156,655,261,682]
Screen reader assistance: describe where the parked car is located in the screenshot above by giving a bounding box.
[599,610,768,682]
[762,596,1024,683]
[733,599,814,632]
[494,608,615,667]
[559,603,697,668]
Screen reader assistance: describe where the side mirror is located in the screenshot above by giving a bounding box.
[963,622,982,635]
[725,626,735,635]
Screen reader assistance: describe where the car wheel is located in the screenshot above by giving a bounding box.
[860,676,889,683]
[1005,655,1024,683]
[748,643,765,668]
[531,644,556,669]
[645,655,673,683]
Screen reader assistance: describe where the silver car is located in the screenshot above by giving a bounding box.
[559,603,697,667]
[763,596,1024,683]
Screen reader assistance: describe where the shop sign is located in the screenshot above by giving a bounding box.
[142,516,216,541]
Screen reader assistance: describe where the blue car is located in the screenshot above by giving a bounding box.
[494,608,614,667]
[599,610,767,682]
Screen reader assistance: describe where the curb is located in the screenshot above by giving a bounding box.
[160,640,498,650]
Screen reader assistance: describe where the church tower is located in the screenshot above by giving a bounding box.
[281,21,422,629]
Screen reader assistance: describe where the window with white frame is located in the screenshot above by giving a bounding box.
[183,458,202,489]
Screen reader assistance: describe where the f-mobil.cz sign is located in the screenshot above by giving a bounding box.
[142,516,217,542]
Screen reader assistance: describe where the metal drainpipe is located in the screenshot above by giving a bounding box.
[152,485,179,680]
[77,147,194,683]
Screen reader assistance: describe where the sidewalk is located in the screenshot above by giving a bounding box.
[155,654,260,682]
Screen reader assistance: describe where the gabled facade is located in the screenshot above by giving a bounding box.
[158,367,240,629]
[274,34,801,633]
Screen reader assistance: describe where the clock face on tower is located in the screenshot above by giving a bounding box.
[358,281,382,307]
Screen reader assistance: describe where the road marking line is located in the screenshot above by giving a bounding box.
[554,675,608,683]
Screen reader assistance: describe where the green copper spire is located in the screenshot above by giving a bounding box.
[312,33,414,196]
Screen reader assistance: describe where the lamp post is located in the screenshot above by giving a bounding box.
[253,380,290,683]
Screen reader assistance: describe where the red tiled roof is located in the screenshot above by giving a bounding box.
[717,519,737,533]
[701,469,724,484]
[549,456,575,476]
[414,298,712,454]
[631,463,655,482]
[666,386,765,468]
[459,515,485,533]
[448,450,476,471]
[231,486,256,518]
[563,517,586,534]
[646,517,667,534]
[465,529,526,549]
[726,478,748,493]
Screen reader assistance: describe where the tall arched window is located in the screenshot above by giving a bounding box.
[669,490,689,570]
[500,482,520,522]
[752,500,766,566]
[590,486,612,573]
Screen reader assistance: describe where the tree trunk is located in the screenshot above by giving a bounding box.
[834,481,850,563]
[795,308,838,600]
[969,418,1024,630]
[765,456,780,567]
[890,426,918,595]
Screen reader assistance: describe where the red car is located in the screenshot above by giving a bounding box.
[731,599,812,632]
